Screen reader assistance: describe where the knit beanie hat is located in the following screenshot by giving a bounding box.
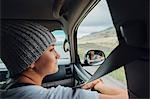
[0,20,56,78]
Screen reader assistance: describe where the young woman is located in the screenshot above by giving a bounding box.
[0,20,128,99]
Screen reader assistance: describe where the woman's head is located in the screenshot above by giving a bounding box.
[89,51,95,59]
[31,44,60,76]
[1,20,60,78]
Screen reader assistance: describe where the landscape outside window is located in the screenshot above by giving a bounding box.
[77,0,127,88]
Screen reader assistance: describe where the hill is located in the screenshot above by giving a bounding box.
[78,27,119,58]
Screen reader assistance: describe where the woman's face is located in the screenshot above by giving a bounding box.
[34,45,60,76]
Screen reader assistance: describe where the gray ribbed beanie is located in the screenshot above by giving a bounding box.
[1,20,56,78]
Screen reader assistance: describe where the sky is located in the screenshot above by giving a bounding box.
[78,0,114,38]
[52,30,65,42]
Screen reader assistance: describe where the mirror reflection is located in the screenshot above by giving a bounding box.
[84,50,105,65]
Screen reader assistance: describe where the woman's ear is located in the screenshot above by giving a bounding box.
[30,62,35,68]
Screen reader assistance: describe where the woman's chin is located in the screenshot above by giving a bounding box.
[54,66,59,73]
[47,65,59,75]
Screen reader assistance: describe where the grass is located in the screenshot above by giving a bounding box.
[108,67,127,84]
[78,48,85,61]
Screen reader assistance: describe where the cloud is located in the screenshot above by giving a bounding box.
[80,0,113,27]
[78,26,108,38]
[77,0,114,38]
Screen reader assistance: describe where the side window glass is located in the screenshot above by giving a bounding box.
[77,0,127,88]
[52,30,71,65]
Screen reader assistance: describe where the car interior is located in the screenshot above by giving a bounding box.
[1,0,149,98]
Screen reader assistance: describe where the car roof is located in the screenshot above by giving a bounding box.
[2,0,98,32]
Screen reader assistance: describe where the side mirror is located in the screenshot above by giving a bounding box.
[63,39,70,52]
[84,50,106,66]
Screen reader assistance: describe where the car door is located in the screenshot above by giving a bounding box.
[72,0,149,98]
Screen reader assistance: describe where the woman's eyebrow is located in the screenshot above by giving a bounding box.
[50,44,55,47]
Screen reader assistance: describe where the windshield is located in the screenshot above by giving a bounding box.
[52,30,70,65]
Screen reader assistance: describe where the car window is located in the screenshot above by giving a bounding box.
[0,30,70,83]
[77,0,127,89]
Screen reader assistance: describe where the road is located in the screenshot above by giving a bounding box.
[83,66,127,89]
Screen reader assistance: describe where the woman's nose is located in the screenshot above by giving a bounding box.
[55,50,60,59]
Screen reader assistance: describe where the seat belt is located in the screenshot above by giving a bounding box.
[87,42,148,83]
